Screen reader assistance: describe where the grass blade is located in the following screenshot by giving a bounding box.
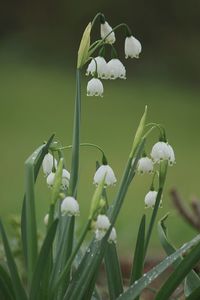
[29,219,58,300]
[130,214,146,288]
[155,239,200,300]
[116,234,200,300]
[21,134,54,269]
[0,264,15,300]
[158,214,200,297]
[0,221,27,300]
[104,242,123,300]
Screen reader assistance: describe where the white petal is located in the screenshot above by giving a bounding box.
[144,191,158,208]
[87,78,104,97]
[100,21,116,44]
[86,57,108,79]
[108,227,117,243]
[61,196,79,216]
[46,172,55,187]
[107,59,126,80]
[42,153,57,175]
[125,36,142,59]
[96,214,110,231]
[137,157,154,174]
[93,165,117,186]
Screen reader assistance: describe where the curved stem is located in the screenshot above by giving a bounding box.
[146,123,166,141]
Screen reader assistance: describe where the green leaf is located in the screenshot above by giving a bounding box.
[29,219,58,300]
[155,239,200,300]
[62,140,145,300]
[104,242,123,300]
[186,286,200,300]
[130,214,146,288]
[158,214,200,297]
[77,22,91,68]
[21,134,54,270]
[0,221,27,300]
[115,234,200,300]
[0,264,15,300]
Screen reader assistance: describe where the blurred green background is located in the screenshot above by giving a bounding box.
[1,0,200,255]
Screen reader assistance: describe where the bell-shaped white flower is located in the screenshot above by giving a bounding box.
[94,164,117,186]
[151,142,175,165]
[144,190,158,208]
[108,227,117,243]
[62,169,70,189]
[137,157,154,174]
[61,196,79,216]
[87,78,104,97]
[96,214,111,231]
[168,144,176,166]
[125,36,142,59]
[42,153,57,176]
[46,172,55,187]
[100,21,116,44]
[107,59,126,79]
[44,214,49,226]
[86,57,108,79]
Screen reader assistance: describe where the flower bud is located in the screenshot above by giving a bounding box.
[61,196,80,216]
[108,227,117,243]
[42,153,57,176]
[94,165,117,186]
[87,78,104,97]
[86,56,108,79]
[100,21,116,44]
[144,190,160,208]
[46,172,55,187]
[107,59,126,79]
[125,36,142,59]
[137,157,154,174]
[96,214,111,231]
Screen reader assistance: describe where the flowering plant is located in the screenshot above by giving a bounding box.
[1,13,200,300]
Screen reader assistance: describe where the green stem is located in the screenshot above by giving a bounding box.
[68,69,81,197]
[55,142,106,158]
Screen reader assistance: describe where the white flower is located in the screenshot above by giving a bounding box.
[96,214,111,231]
[151,142,175,165]
[86,57,108,79]
[107,59,126,79]
[144,191,158,208]
[46,172,55,187]
[94,165,117,186]
[125,36,142,59]
[168,144,176,166]
[42,153,57,175]
[108,227,117,243]
[44,214,49,226]
[61,196,80,216]
[95,229,106,240]
[62,169,70,189]
[100,21,116,44]
[137,157,154,174]
[87,78,104,97]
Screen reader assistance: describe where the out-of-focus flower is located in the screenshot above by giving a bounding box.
[125,36,142,59]
[46,172,55,187]
[137,157,154,174]
[62,169,70,189]
[42,153,57,175]
[61,196,80,216]
[144,190,160,208]
[108,227,117,243]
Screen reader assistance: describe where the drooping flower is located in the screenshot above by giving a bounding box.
[46,172,55,187]
[100,21,116,44]
[61,169,70,189]
[108,227,117,243]
[144,190,161,208]
[87,78,104,97]
[86,57,108,79]
[125,36,142,59]
[96,214,111,231]
[93,165,117,186]
[42,153,57,176]
[137,157,154,174]
[107,59,126,79]
[61,196,80,216]
[151,142,175,165]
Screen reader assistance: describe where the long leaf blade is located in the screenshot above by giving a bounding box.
[0,221,27,300]
[0,264,15,300]
[104,242,123,300]
[116,234,200,300]
[29,219,58,300]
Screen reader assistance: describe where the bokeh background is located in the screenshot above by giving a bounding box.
[1,0,200,255]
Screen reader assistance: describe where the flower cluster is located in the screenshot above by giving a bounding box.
[86,17,142,97]
[42,152,70,190]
